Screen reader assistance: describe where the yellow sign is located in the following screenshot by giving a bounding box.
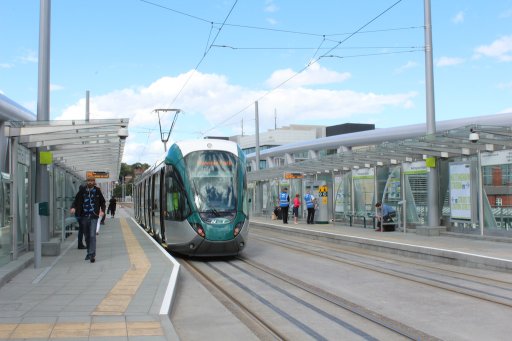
[40,151,53,165]
[86,171,110,179]
[284,172,304,179]
[425,157,436,168]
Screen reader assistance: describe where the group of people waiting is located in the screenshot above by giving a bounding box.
[276,187,397,232]
[277,188,317,225]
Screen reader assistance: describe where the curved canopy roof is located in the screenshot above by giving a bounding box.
[247,122,512,182]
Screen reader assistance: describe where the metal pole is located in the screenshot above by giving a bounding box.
[255,101,260,170]
[85,90,90,121]
[478,149,484,236]
[35,0,51,267]
[401,167,407,234]
[424,0,439,227]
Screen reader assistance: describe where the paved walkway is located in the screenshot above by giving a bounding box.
[0,207,179,340]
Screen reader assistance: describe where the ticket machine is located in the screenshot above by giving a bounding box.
[305,180,328,223]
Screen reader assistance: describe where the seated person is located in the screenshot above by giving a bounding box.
[375,202,396,231]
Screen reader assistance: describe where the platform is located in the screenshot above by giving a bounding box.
[2,210,512,340]
[251,216,512,272]
[0,207,179,340]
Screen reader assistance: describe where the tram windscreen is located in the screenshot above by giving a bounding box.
[185,150,238,220]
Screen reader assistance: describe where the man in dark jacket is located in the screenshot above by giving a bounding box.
[70,176,106,263]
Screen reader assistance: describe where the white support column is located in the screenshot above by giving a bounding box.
[285,153,294,165]
[10,137,19,261]
[266,157,274,168]
[309,150,318,159]
[337,146,351,154]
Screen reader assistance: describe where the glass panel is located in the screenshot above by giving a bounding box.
[16,164,29,250]
[185,151,238,221]
[164,166,191,221]
[0,173,12,266]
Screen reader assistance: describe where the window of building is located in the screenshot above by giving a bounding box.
[496,197,503,206]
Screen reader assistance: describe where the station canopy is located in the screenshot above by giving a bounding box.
[4,119,129,182]
[248,124,512,182]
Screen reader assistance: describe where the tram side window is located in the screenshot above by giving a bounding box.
[164,167,190,221]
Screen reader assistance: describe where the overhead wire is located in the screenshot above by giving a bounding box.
[211,45,423,51]
[141,1,421,38]
[137,0,239,161]
[140,0,414,139]
[201,0,405,136]
[164,0,239,107]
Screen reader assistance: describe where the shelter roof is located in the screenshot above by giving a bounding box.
[4,119,129,182]
[247,124,512,182]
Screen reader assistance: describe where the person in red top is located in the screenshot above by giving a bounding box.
[293,193,301,224]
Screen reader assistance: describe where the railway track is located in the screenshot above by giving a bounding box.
[250,230,512,309]
[172,228,512,340]
[180,256,439,340]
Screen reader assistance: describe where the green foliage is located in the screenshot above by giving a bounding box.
[113,162,149,199]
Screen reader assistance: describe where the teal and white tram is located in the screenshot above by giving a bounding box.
[134,139,249,256]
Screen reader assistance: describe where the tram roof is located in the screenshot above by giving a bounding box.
[4,119,129,182]
[247,120,512,182]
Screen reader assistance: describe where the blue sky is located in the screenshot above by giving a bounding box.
[1,0,512,165]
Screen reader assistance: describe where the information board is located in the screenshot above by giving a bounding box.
[449,163,471,220]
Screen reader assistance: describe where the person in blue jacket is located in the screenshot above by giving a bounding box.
[375,201,396,231]
[304,190,317,224]
[279,187,290,224]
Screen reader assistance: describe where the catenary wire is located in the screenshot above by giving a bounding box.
[201,0,404,136]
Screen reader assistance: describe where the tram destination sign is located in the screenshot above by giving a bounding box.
[284,172,304,179]
[86,171,110,179]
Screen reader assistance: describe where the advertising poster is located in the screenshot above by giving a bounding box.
[449,163,471,220]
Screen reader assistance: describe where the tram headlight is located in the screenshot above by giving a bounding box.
[234,221,244,237]
[191,223,205,238]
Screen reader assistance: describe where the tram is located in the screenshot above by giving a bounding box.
[134,139,249,256]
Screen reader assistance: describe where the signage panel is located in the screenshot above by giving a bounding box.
[86,171,110,179]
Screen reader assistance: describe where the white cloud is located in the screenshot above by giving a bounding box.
[265,63,351,88]
[452,11,465,24]
[436,57,465,67]
[394,61,418,74]
[498,107,512,114]
[266,17,278,25]
[264,0,278,13]
[19,50,37,63]
[50,84,64,91]
[55,68,417,165]
[0,63,13,69]
[474,35,512,62]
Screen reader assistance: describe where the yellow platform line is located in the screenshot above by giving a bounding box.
[93,217,151,315]
[0,218,164,339]
[2,321,164,339]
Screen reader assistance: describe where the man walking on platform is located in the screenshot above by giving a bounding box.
[279,187,290,224]
[70,176,106,263]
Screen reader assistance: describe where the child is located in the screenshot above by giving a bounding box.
[293,193,301,224]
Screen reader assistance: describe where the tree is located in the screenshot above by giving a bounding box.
[113,162,149,200]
